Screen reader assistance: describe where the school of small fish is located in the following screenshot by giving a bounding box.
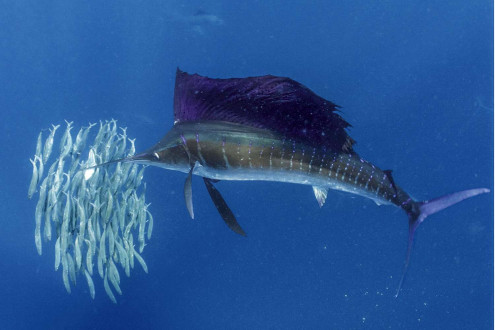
[29,120,152,303]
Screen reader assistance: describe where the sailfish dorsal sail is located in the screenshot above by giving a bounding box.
[173,68,355,152]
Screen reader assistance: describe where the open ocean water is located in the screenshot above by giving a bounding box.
[0,1,493,329]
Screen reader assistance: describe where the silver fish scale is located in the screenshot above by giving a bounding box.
[29,120,153,303]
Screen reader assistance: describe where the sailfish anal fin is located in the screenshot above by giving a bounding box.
[184,167,194,219]
[203,178,247,237]
[312,186,328,208]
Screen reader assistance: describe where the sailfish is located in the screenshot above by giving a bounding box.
[92,69,490,296]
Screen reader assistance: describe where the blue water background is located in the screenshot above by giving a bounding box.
[0,1,493,329]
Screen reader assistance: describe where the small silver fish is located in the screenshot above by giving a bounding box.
[114,130,127,156]
[61,254,71,294]
[146,208,153,240]
[54,237,61,271]
[134,165,146,188]
[87,214,96,255]
[74,237,82,271]
[97,253,104,279]
[84,269,95,299]
[108,260,122,295]
[35,132,43,161]
[114,239,128,271]
[61,173,71,192]
[45,161,58,187]
[42,124,60,164]
[34,200,43,255]
[60,121,73,154]
[108,224,115,258]
[99,226,107,263]
[62,192,71,229]
[138,207,146,253]
[128,138,136,157]
[43,208,52,241]
[36,155,44,184]
[133,247,148,274]
[104,190,113,222]
[103,272,117,304]
[28,158,38,199]
[127,234,135,269]
[66,253,76,285]
[85,239,94,276]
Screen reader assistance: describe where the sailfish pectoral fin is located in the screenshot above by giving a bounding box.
[203,178,247,237]
[184,167,194,219]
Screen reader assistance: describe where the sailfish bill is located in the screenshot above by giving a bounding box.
[87,68,490,296]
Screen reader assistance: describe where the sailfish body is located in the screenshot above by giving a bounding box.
[113,69,489,295]
[142,120,404,207]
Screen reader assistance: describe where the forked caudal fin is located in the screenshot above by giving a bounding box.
[395,188,490,297]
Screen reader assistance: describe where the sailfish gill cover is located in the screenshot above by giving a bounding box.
[173,68,355,152]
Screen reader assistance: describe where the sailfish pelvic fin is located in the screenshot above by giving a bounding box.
[395,188,490,297]
[203,178,246,237]
[184,167,194,219]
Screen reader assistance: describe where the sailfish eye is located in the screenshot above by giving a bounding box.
[153,152,160,160]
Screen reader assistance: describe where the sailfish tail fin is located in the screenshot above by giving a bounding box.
[395,188,490,298]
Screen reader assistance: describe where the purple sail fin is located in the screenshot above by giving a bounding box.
[174,69,354,152]
[395,188,490,297]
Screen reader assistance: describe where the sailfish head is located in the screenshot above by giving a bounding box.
[127,144,190,172]
[85,129,191,176]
